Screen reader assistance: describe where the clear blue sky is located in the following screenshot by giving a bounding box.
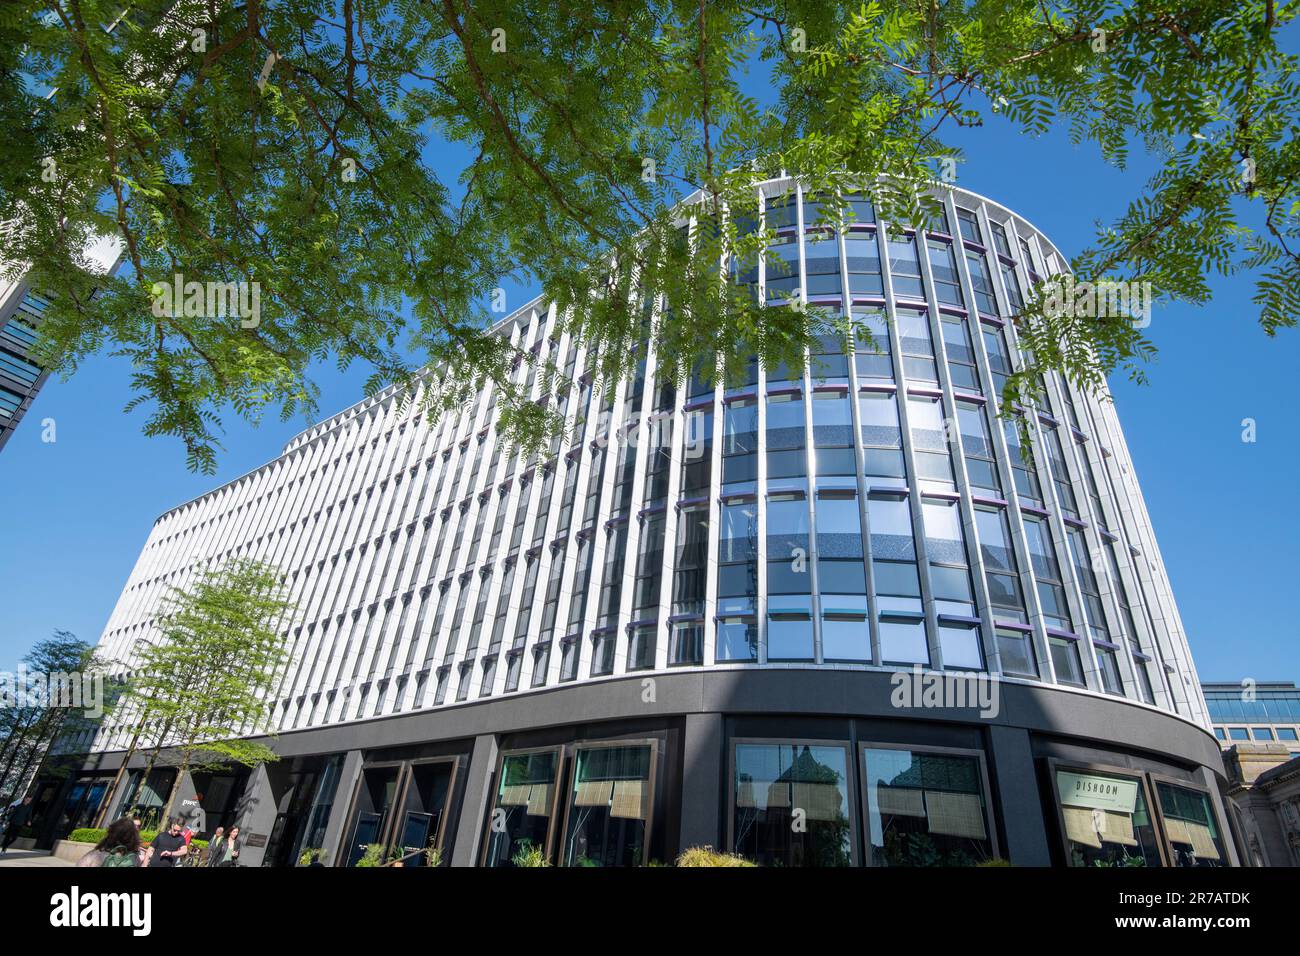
[1,54,1296,688]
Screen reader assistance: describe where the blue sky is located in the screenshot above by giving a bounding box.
[1,50,1296,687]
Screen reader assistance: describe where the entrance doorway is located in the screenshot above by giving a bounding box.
[341,757,459,867]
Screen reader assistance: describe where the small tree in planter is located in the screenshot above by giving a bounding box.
[107,560,295,826]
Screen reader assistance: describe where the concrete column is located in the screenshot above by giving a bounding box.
[321,749,364,867]
[677,713,723,855]
[987,725,1052,865]
[230,763,287,868]
[450,733,498,867]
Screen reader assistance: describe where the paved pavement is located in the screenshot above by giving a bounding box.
[0,850,73,867]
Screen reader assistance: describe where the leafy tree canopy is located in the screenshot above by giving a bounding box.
[111,557,292,769]
[1,0,1296,472]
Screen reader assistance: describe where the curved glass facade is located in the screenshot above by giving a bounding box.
[86,179,1208,756]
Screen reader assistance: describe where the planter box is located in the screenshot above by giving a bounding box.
[9,837,36,851]
[52,839,97,863]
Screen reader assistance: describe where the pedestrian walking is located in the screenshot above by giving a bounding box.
[206,825,241,867]
[77,817,151,868]
[0,796,34,853]
[147,818,189,868]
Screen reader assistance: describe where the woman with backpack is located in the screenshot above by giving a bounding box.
[77,817,152,868]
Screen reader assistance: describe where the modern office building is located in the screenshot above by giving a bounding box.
[1203,681,1300,755]
[40,178,1233,867]
[0,239,122,453]
[0,277,56,453]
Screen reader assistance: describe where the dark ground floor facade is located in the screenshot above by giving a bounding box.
[29,670,1239,867]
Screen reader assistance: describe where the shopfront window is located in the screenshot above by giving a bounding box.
[483,749,561,867]
[1054,768,1163,867]
[732,742,853,867]
[1156,783,1226,867]
[561,744,656,867]
[863,747,994,866]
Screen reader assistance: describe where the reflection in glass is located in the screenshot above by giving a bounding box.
[1156,783,1226,867]
[865,748,993,866]
[483,751,559,867]
[1056,769,1163,867]
[733,743,852,866]
[562,745,654,867]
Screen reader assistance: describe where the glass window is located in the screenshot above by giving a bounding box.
[1024,517,1072,632]
[767,602,813,661]
[869,495,921,623]
[765,194,798,229]
[1252,727,1274,741]
[859,391,905,479]
[1044,427,1079,517]
[672,504,709,616]
[627,624,656,671]
[717,616,758,662]
[561,744,655,867]
[864,748,994,866]
[941,316,979,391]
[1228,727,1250,741]
[767,493,811,596]
[1277,727,1298,741]
[718,500,758,618]
[821,598,870,661]
[669,622,703,665]
[908,395,953,484]
[982,326,1013,397]
[765,236,801,300]
[733,742,853,866]
[888,235,924,300]
[852,308,892,380]
[1049,636,1085,687]
[844,192,875,224]
[1003,417,1043,506]
[996,627,1037,678]
[955,207,981,244]
[965,252,997,314]
[680,408,713,497]
[957,402,1000,495]
[879,617,928,665]
[1156,783,1226,867]
[1000,260,1024,311]
[483,750,561,867]
[766,396,807,479]
[845,236,883,296]
[896,311,937,384]
[928,240,963,306]
[803,232,843,296]
[1055,768,1163,867]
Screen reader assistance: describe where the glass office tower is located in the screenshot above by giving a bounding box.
[53,178,1231,867]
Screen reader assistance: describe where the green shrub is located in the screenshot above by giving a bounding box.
[66,827,205,850]
[298,847,325,867]
[511,842,551,867]
[675,846,756,867]
[976,858,1012,867]
[354,844,407,867]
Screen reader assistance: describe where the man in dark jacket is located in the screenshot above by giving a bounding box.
[1,796,35,853]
